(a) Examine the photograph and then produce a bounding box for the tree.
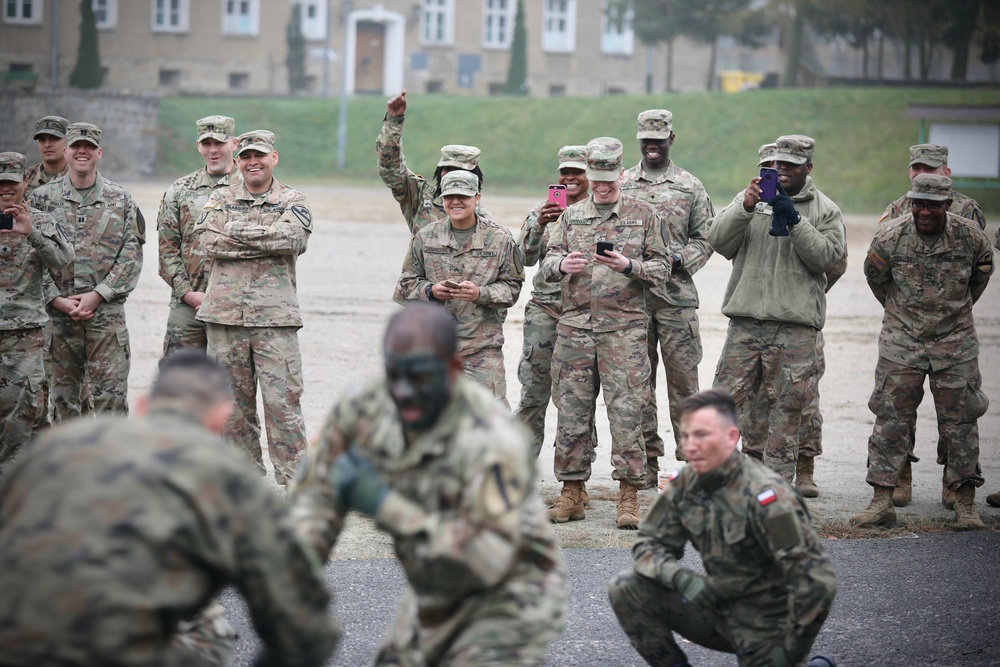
[286,3,309,93]
[69,0,103,89]
[503,0,528,94]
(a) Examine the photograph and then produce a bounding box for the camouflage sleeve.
[630,493,688,587]
[157,183,194,300]
[517,201,547,267]
[788,199,846,275]
[474,232,524,308]
[393,233,431,305]
[958,199,986,230]
[630,211,672,287]
[969,233,994,303]
[675,182,715,275]
[823,223,849,292]
[539,213,568,282]
[26,210,73,270]
[706,192,754,260]
[213,195,312,257]
[94,196,143,302]
[376,114,429,234]
[864,234,892,307]
[995,224,1000,251]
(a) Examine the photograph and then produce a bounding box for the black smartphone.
[759,167,778,203]
[596,241,614,257]
[0,213,13,231]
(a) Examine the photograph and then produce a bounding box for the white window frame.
[94,0,118,29]
[222,0,260,37]
[482,0,516,50]
[293,0,326,42]
[151,0,189,33]
[600,0,633,56]
[3,0,43,25]
[542,0,575,54]
[420,0,453,47]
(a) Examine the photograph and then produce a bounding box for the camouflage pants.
[551,322,649,486]
[462,346,508,409]
[512,300,559,456]
[744,330,826,459]
[205,323,306,485]
[866,356,986,490]
[31,322,52,433]
[172,601,237,666]
[162,301,208,357]
[609,570,824,667]
[714,318,817,482]
[47,303,130,422]
[0,327,45,465]
[641,304,702,460]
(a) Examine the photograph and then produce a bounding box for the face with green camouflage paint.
[385,348,453,430]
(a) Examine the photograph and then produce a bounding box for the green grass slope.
[159,88,1000,215]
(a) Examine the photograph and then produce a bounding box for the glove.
[768,184,800,237]
[672,568,716,606]
[328,449,390,517]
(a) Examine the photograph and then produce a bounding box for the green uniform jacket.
[24,162,68,197]
[0,208,74,329]
[517,199,561,315]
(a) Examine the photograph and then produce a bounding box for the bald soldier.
[0,351,341,666]
[289,304,567,665]
[24,115,70,195]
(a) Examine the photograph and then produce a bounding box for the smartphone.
[548,184,567,209]
[443,279,463,289]
[0,213,13,231]
[596,241,614,257]
[759,167,778,203]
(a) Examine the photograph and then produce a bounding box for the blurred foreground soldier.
[0,351,341,666]
[541,137,672,529]
[157,115,239,356]
[622,109,714,476]
[24,115,70,194]
[290,304,567,666]
[28,122,143,420]
[377,89,493,234]
[990,227,1000,511]
[0,152,73,464]
[708,135,846,482]
[197,130,311,486]
[394,169,523,405]
[852,174,993,530]
[608,390,837,667]
[879,144,986,229]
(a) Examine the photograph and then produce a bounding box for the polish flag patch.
[756,489,777,507]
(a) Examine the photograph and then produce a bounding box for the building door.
[355,21,385,94]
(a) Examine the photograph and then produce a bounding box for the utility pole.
[336,0,352,170]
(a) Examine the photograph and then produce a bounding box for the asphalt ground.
[222,531,1000,666]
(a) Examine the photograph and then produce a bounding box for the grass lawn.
[159,88,1000,215]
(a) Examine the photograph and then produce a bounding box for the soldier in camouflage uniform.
[709,135,846,483]
[27,122,143,421]
[289,304,566,666]
[622,109,714,480]
[852,174,993,530]
[394,169,523,406]
[541,137,672,529]
[376,89,493,234]
[513,145,591,459]
[24,115,70,195]
[157,115,240,356]
[0,351,341,666]
[0,152,73,465]
[196,130,311,486]
[609,390,837,667]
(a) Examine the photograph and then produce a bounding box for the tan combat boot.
[547,481,590,508]
[548,481,586,523]
[954,483,986,530]
[942,471,957,510]
[987,491,1000,508]
[795,456,819,499]
[617,480,640,530]
[892,460,912,507]
[850,486,896,527]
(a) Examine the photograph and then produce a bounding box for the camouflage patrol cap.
[0,152,27,182]
[757,142,778,166]
[558,145,587,171]
[197,115,236,142]
[907,173,953,202]
[908,144,948,169]
[65,122,102,147]
[439,169,480,197]
[585,137,624,182]
[773,134,815,165]
[33,115,70,140]
[636,109,673,140]
[236,130,276,156]
[437,145,481,171]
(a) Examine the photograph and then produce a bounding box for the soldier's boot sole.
[549,509,586,523]
[892,460,912,507]
[850,487,896,528]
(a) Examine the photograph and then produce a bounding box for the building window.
[229,72,249,90]
[293,0,326,41]
[159,68,180,86]
[9,62,33,72]
[420,0,453,46]
[94,0,117,29]
[483,0,515,49]
[542,0,575,53]
[152,0,188,33]
[4,0,42,24]
[223,0,259,36]
[601,0,633,55]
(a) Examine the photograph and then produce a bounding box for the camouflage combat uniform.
[394,213,524,405]
[863,211,993,491]
[880,190,985,230]
[0,205,74,463]
[24,162,68,196]
[609,452,837,666]
[621,159,714,463]
[289,376,567,666]
[28,173,143,420]
[196,178,312,485]
[0,408,340,666]
[709,175,845,481]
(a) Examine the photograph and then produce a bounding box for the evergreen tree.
[286,4,308,93]
[69,0,103,89]
[503,0,528,95]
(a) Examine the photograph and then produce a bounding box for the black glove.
[768,183,800,237]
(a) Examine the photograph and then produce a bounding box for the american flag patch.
[756,489,777,506]
[867,251,886,271]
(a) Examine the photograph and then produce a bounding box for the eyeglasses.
[909,200,945,212]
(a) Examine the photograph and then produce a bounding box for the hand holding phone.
[0,213,13,231]
[443,279,463,289]
[596,241,614,257]
[548,184,567,210]
[759,167,778,203]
